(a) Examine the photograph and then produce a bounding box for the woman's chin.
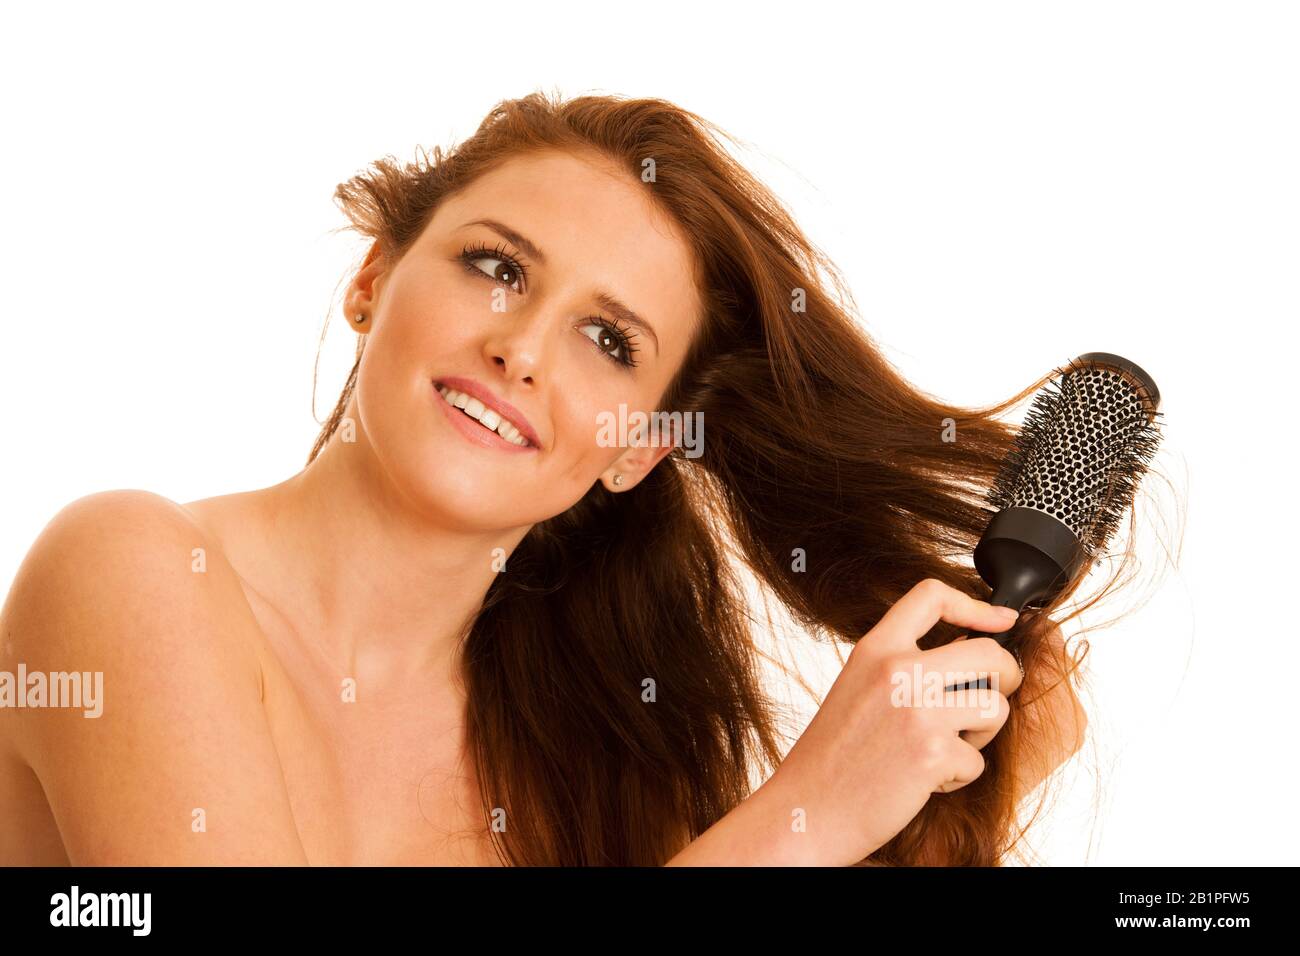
[406,471,529,528]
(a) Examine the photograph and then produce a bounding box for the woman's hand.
[760,578,1025,866]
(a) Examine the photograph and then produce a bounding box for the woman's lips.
[433,383,539,454]
[435,375,541,447]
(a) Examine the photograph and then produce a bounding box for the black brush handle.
[945,616,1022,692]
[948,594,1027,692]
[974,508,1085,629]
[948,550,1041,688]
[966,602,1023,648]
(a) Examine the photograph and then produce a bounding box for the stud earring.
[355,312,367,325]
[612,474,625,487]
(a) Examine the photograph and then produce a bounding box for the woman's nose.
[482,303,555,385]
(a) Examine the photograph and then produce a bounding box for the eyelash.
[456,240,640,370]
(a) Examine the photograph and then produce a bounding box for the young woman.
[0,91,1097,866]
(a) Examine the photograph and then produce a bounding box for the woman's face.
[345,149,703,532]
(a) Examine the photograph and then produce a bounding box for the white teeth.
[436,385,531,446]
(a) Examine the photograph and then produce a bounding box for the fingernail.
[997,606,1020,619]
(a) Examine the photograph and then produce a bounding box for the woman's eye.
[579,321,636,368]
[580,322,618,357]
[458,242,529,292]
[464,255,523,292]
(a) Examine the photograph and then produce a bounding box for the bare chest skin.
[237,580,502,867]
[183,495,504,867]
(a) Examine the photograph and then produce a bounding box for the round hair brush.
[966,352,1165,648]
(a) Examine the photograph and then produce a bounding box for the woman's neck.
[230,426,532,696]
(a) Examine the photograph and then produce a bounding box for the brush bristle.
[985,356,1164,559]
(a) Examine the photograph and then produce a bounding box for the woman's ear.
[602,439,677,492]
[343,245,391,328]
[603,418,679,491]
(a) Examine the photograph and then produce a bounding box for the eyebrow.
[459,218,660,355]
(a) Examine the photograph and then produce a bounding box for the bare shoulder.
[41,487,219,550]
[0,489,307,864]
[0,488,259,687]
[4,488,235,588]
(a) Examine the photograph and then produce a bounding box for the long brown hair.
[308,89,1177,865]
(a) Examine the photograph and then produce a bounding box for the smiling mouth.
[434,383,534,447]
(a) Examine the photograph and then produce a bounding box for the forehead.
[427,150,703,350]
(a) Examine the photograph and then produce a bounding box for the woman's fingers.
[932,738,987,793]
[866,578,1020,657]
[931,634,1025,699]
[933,693,1010,788]
[950,687,1012,750]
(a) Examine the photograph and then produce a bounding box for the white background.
[1,0,1295,865]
